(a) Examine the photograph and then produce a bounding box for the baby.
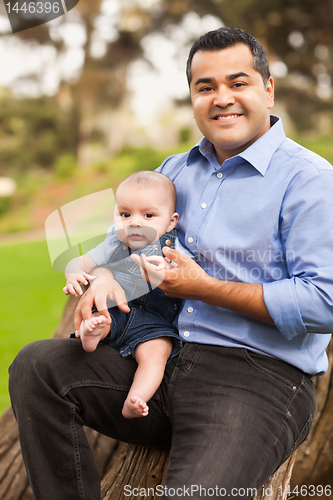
[64,171,186,419]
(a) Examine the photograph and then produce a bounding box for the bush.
[0,197,11,216]
[55,153,78,179]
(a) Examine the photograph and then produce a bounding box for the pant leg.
[162,344,316,500]
[9,338,173,500]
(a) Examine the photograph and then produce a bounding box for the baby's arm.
[64,254,98,297]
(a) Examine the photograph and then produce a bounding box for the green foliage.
[0,240,67,415]
[0,94,79,174]
[179,127,191,144]
[291,135,333,165]
[55,153,78,179]
[0,197,11,216]
[114,146,168,173]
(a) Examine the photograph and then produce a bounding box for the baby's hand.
[63,272,96,297]
[144,255,178,271]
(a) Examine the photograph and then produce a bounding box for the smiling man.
[9,28,333,500]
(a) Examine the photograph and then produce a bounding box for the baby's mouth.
[128,232,145,240]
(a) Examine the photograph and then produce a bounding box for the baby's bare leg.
[122,337,173,419]
[79,314,110,353]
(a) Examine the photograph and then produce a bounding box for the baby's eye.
[121,212,131,218]
[145,213,154,219]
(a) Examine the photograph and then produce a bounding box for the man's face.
[190,44,275,164]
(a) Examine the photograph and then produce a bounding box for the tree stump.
[101,445,170,500]
[101,444,297,500]
[0,294,332,499]
[291,341,333,499]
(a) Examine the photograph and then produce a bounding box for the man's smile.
[211,113,243,121]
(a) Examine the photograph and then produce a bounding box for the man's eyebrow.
[226,71,250,80]
[194,72,251,86]
[194,77,214,86]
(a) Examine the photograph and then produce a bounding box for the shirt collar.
[238,116,285,175]
[186,115,286,176]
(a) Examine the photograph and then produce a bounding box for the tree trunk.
[290,341,333,499]
[101,444,297,500]
[101,444,170,500]
[0,294,332,499]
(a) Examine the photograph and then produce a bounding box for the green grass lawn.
[0,239,67,415]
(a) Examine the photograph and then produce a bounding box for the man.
[9,27,333,500]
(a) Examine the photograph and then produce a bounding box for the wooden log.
[290,341,333,499]
[101,443,297,500]
[253,452,297,500]
[101,444,169,500]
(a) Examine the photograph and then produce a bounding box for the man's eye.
[199,86,213,92]
[233,82,246,88]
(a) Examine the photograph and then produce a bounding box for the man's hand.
[74,267,130,332]
[131,248,207,300]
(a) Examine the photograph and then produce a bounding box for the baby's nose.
[130,216,142,227]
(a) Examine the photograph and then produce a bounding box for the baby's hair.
[117,171,177,211]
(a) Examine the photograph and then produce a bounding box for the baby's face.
[114,184,178,250]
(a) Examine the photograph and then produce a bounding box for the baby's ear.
[168,212,179,231]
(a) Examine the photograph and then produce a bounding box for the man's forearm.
[196,276,274,324]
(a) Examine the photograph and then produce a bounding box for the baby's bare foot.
[80,316,109,352]
[122,396,149,419]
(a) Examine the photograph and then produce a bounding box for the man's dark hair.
[186,27,271,87]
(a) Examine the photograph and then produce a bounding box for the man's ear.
[167,212,179,232]
[267,77,275,109]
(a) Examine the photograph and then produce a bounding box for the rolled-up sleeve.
[263,167,333,340]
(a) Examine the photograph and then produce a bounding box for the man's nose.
[213,86,235,108]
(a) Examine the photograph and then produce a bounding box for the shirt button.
[187,307,193,313]
[201,203,207,209]
[188,237,193,244]
[183,331,190,338]
[217,172,223,179]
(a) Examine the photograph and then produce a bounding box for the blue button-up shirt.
[157,116,333,375]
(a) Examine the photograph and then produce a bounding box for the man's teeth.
[214,114,239,120]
